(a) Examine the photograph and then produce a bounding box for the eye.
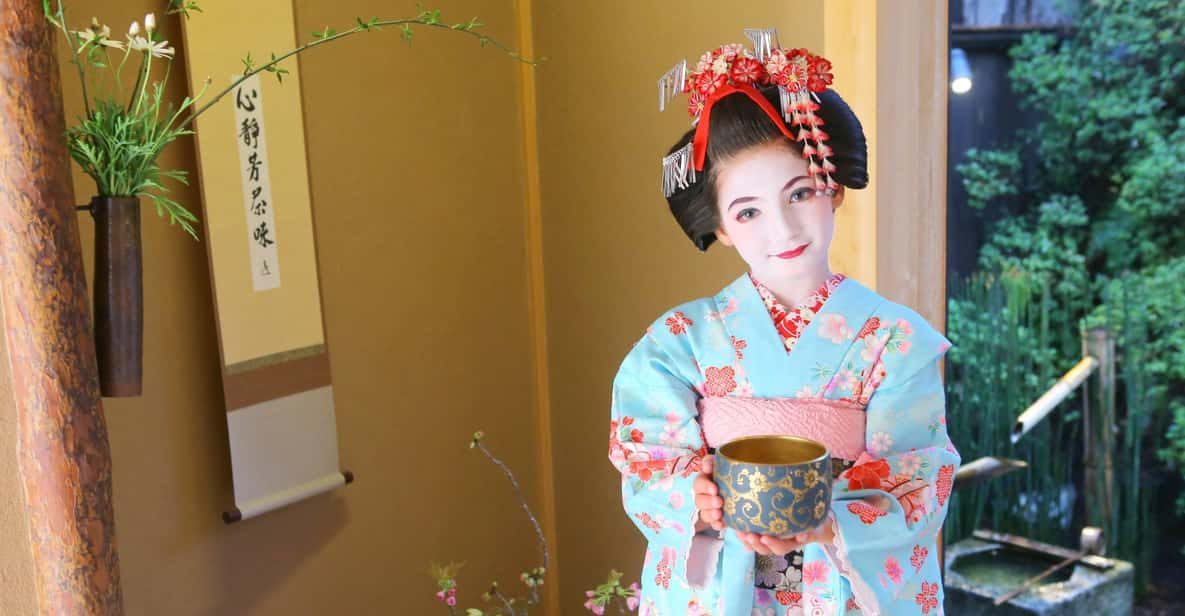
[736,207,759,221]
[788,187,816,204]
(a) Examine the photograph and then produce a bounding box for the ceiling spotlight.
[951,48,973,94]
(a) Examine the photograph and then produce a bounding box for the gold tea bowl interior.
[717,435,828,466]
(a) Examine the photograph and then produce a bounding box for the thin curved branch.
[180,18,541,130]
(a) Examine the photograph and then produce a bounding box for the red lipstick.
[775,244,809,259]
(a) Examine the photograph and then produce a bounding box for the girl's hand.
[692,456,725,533]
[736,521,835,555]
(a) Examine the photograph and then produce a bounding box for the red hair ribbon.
[691,84,798,171]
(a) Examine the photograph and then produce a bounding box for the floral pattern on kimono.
[750,274,857,612]
[610,274,960,616]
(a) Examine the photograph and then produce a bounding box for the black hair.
[664,86,868,251]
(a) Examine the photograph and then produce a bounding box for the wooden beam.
[824,0,948,327]
[0,1,124,613]
[824,0,950,571]
[876,0,948,328]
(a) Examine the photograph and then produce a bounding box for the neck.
[758,264,833,307]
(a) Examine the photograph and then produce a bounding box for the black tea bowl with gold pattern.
[714,435,832,538]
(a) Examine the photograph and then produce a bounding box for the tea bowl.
[713,435,832,538]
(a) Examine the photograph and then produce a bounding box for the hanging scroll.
[179,0,352,523]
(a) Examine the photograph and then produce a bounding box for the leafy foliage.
[947,0,1185,590]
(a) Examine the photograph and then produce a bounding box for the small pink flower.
[584,597,604,615]
[703,366,737,397]
[802,560,830,585]
[659,424,686,447]
[898,451,922,476]
[719,43,745,60]
[627,582,640,610]
[916,581,939,614]
[885,556,903,584]
[669,491,685,509]
[764,49,789,77]
[695,50,714,72]
[818,314,854,343]
[665,311,694,335]
[896,319,914,336]
[834,369,857,392]
[869,432,894,456]
[911,545,930,572]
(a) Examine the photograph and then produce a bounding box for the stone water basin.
[944,531,1133,615]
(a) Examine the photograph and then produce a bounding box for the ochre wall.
[1,0,545,613]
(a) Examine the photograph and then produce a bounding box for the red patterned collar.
[750,273,846,353]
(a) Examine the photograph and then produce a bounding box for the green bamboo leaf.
[265,52,289,84]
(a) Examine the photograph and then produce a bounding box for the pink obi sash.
[698,397,867,461]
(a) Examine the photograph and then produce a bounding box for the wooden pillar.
[0,1,124,613]
[824,0,948,327]
[824,0,950,568]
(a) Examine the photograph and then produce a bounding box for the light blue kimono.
[608,274,960,616]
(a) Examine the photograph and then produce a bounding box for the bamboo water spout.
[953,456,1029,491]
[1011,355,1099,444]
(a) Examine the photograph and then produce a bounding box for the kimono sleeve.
[823,323,961,614]
[609,329,716,590]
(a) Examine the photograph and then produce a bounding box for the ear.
[714,227,734,247]
[831,185,846,210]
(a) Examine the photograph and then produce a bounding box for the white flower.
[144,13,156,33]
[128,35,174,58]
[148,40,174,58]
[128,21,140,37]
[711,55,730,75]
[76,22,124,50]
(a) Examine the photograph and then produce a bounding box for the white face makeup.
[713,141,840,290]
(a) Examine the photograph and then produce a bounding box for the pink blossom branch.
[472,434,550,572]
[489,586,519,616]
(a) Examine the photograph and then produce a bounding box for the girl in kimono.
[609,40,960,616]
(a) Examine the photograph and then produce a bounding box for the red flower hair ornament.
[658,28,837,197]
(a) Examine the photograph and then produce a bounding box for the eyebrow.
[727,176,812,211]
